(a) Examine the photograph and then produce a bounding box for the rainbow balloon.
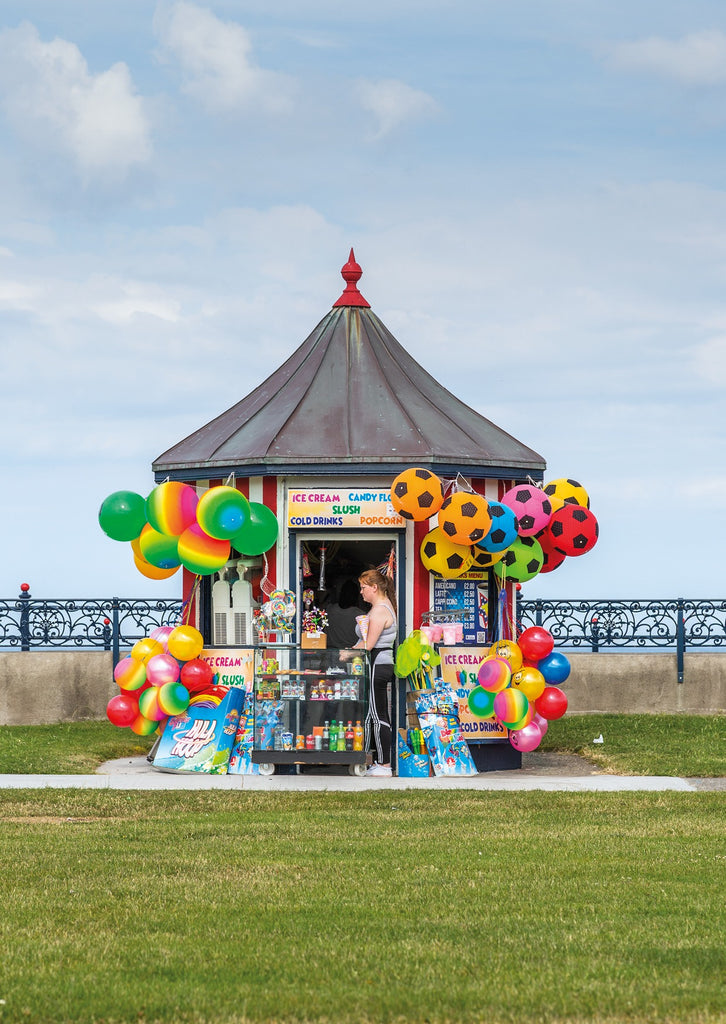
[158,681,190,716]
[477,656,512,693]
[467,685,495,718]
[145,653,181,687]
[146,481,199,537]
[138,524,181,570]
[113,656,147,692]
[196,486,251,540]
[133,553,180,581]
[130,713,161,736]
[138,686,166,722]
[177,523,230,576]
[493,687,530,729]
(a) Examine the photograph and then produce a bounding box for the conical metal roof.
[153,251,546,481]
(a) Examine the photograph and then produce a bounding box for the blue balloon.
[538,651,571,686]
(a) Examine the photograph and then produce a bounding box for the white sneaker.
[366,763,392,777]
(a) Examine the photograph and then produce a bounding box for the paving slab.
[0,752,708,793]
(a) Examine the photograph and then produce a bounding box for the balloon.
[146,481,199,537]
[177,523,231,576]
[130,713,161,736]
[535,686,568,720]
[98,490,147,542]
[131,637,164,664]
[106,692,138,728]
[532,711,549,737]
[390,468,444,521]
[167,625,204,662]
[419,526,474,579]
[467,685,496,718]
[518,626,554,663]
[437,492,491,545]
[493,536,544,583]
[157,681,190,716]
[231,502,279,556]
[501,484,552,537]
[138,524,181,570]
[510,665,546,702]
[477,656,512,693]
[113,655,147,692]
[180,658,215,694]
[539,651,571,686]
[488,640,523,672]
[149,625,174,650]
[197,486,251,540]
[509,722,543,752]
[145,653,181,687]
[133,553,180,581]
[493,688,530,729]
[138,686,166,722]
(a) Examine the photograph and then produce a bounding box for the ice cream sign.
[287,488,405,528]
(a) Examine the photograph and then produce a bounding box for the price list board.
[431,572,489,645]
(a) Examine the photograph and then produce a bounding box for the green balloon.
[231,501,278,556]
[99,490,147,542]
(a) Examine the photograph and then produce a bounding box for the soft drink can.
[295,734,305,750]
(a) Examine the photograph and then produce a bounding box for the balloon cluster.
[98,483,279,581]
[389,467,598,584]
[106,624,218,735]
[466,626,570,752]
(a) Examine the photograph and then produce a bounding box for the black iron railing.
[0,586,182,665]
[519,598,726,682]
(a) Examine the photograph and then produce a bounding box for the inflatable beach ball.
[390,468,444,521]
[419,526,474,578]
[438,492,491,545]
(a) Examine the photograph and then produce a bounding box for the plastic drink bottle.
[345,721,354,751]
[322,721,329,748]
[353,720,363,751]
[337,726,346,752]
[329,720,337,751]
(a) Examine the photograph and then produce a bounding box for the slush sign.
[287,488,405,529]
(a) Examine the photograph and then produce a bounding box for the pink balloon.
[145,652,181,687]
[532,712,549,737]
[509,722,543,752]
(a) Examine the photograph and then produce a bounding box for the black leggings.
[365,656,393,765]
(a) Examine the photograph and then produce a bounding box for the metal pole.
[676,599,685,684]
[19,583,30,652]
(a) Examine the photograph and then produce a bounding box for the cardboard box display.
[153,685,245,774]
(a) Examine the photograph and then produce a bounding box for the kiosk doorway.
[291,531,404,640]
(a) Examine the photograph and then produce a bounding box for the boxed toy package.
[396,730,431,777]
[227,689,259,775]
[153,685,245,774]
[414,684,477,777]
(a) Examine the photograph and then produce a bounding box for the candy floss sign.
[287,489,404,528]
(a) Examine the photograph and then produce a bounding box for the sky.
[1,0,725,601]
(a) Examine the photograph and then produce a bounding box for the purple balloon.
[509,721,543,752]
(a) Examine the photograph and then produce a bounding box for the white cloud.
[154,1,294,114]
[0,21,152,183]
[355,77,439,138]
[611,29,726,85]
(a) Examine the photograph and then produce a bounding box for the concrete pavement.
[0,751,718,792]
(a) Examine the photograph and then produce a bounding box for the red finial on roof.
[333,248,371,308]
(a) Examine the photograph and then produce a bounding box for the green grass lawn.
[0,718,724,1022]
[0,788,724,1024]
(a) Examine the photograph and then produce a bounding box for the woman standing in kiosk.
[354,568,397,777]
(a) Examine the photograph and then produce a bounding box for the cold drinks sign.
[287,488,404,529]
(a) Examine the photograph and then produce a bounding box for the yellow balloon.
[167,625,204,662]
[488,640,523,672]
[131,637,164,663]
[133,552,180,581]
[511,666,546,702]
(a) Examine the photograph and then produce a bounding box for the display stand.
[251,645,369,776]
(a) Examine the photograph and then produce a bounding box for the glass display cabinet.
[251,645,370,776]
